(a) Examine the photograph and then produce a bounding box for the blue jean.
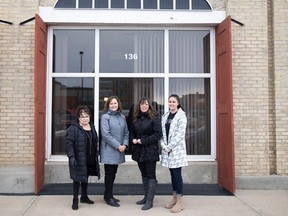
[169,167,183,195]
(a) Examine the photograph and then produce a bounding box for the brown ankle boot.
[165,192,177,209]
[170,196,184,213]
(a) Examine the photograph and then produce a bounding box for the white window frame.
[42,8,225,162]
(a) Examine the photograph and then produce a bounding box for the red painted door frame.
[33,15,235,194]
[34,14,47,194]
[216,16,235,193]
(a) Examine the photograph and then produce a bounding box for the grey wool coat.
[100,110,129,164]
[160,108,188,168]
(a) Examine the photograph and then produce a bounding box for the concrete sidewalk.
[1,190,288,216]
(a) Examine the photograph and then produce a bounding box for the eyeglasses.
[79,116,90,119]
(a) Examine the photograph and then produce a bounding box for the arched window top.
[54,0,212,10]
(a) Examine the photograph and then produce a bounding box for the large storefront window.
[53,30,95,73]
[52,77,94,154]
[100,30,164,73]
[49,28,214,158]
[169,78,211,155]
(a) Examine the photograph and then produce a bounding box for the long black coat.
[66,122,100,182]
[129,113,162,162]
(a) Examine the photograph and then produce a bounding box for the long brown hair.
[103,96,123,112]
[133,97,156,121]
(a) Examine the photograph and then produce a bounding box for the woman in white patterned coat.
[160,94,188,213]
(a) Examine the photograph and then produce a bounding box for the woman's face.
[109,98,119,111]
[168,97,179,112]
[79,112,90,126]
[140,100,149,113]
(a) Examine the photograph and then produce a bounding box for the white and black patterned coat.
[160,108,188,168]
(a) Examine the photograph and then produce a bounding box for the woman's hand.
[132,139,141,144]
[118,145,126,152]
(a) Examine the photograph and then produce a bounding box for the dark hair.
[133,97,156,121]
[169,94,181,109]
[103,96,123,112]
[76,105,91,118]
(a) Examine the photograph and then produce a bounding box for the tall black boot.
[72,181,79,210]
[141,179,157,210]
[136,177,148,205]
[80,182,94,204]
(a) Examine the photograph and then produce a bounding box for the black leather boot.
[136,177,148,205]
[141,179,157,210]
[80,195,94,204]
[80,182,94,204]
[72,181,79,210]
[72,198,79,210]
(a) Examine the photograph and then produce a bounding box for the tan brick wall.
[273,0,288,175]
[228,0,287,177]
[0,0,287,178]
[40,0,55,7]
[227,0,271,176]
[0,0,39,165]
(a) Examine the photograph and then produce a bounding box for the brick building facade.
[0,0,287,193]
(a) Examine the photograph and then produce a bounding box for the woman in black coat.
[66,105,100,210]
[129,98,162,210]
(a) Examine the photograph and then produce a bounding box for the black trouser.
[137,161,156,180]
[104,164,118,199]
[73,181,89,198]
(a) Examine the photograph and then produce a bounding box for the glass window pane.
[176,0,189,9]
[95,0,108,8]
[55,0,76,8]
[111,0,124,8]
[160,0,173,9]
[169,30,210,73]
[127,0,141,8]
[99,77,164,154]
[192,0,212,10]
[79,0,92,8]
[100,30,164,73]
[53,30,95,73]
[52,77,95,155]
[169,78,211,155]
[143,0,157,9]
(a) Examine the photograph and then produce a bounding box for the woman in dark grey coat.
[66,105,100,210]
[100,96,129,207]
[129,98,162,210]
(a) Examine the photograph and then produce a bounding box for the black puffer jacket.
[129,112,162,162]
[66,122,100,182]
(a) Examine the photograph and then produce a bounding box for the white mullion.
[108,0,111,9]
[76,0,79,8]
[210,28,216,159]
[46,26,54,160]
[164,29,169,113]
[94,28,100,133]
[157,0,160,9]
[173,0,176,10]
[141,0,143,9]
[98,73,164,78]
